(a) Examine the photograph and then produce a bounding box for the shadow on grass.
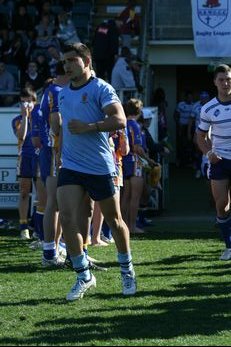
[0,282,230,345]
[131,230,219,241]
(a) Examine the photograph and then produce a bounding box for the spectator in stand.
[56,11,80,49]
[12,4,34,41]
[1,34,28,72]
[35,52,50,81]
[25,29,38,61]
[92,19,121,83]
[21,61,44,91]
[35,14,59,53]
[0,61,16,106]
[0,29,12,60]
[47,44,63,77]
[38,0,56,25]
[118,0,140,48]
[111,46,136,90]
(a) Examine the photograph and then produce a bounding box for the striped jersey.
[176,101,194,125]
[198,97,231,159]
[190,101,203,130]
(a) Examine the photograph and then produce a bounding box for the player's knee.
[108,215,123,231]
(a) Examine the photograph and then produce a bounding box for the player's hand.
[207,151,222,164]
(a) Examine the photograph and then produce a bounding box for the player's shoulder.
[201,97,218,114]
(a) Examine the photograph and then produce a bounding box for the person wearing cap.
[188,91,210,178]
[111,46,136,91]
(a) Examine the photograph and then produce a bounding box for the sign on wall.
[0,107,19,209]
[191,0,231,57]
[0,157,19,209]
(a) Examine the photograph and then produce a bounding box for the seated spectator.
[35,52,50,81]
[35,14,59,52]
[38,0,56,25]
[21,61,44,91]
[47,45,63,77]
[25,29,38,61]
[0,61,16,106]
[111,46,136,90]
[12,4,34,36]
[0,29,12,60]
[56,11,80,48]
[1,34,28,72]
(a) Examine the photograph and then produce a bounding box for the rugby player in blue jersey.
[12,88,42,240]
[38,62,69,266]
[57,43,136,300]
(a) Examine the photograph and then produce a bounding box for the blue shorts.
[57,168,116,201]
[208,158,231,180]
[17,155,38,178]
[39,146,57,183]
[123,161,143,180]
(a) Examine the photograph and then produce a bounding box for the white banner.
[191,0,231,57]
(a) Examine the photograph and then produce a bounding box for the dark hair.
[63,43,92,63]
[20,88,37,102]
[214,64,231,79]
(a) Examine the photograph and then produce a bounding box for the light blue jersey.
[59,77,120,175]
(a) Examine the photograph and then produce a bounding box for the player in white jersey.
[57,43,136,300]
[197,64,231,261]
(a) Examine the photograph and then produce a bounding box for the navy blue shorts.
[39,146,57,183]
[17,155,38,178]
[123,161,143,179]
[208,158,231,180]
[57,168,116,201]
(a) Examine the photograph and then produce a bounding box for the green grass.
[0,166,230,346]
[0,221,230,346]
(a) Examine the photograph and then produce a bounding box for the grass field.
[0,166,230,346]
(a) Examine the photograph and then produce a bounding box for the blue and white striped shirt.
[198,97,231,160]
